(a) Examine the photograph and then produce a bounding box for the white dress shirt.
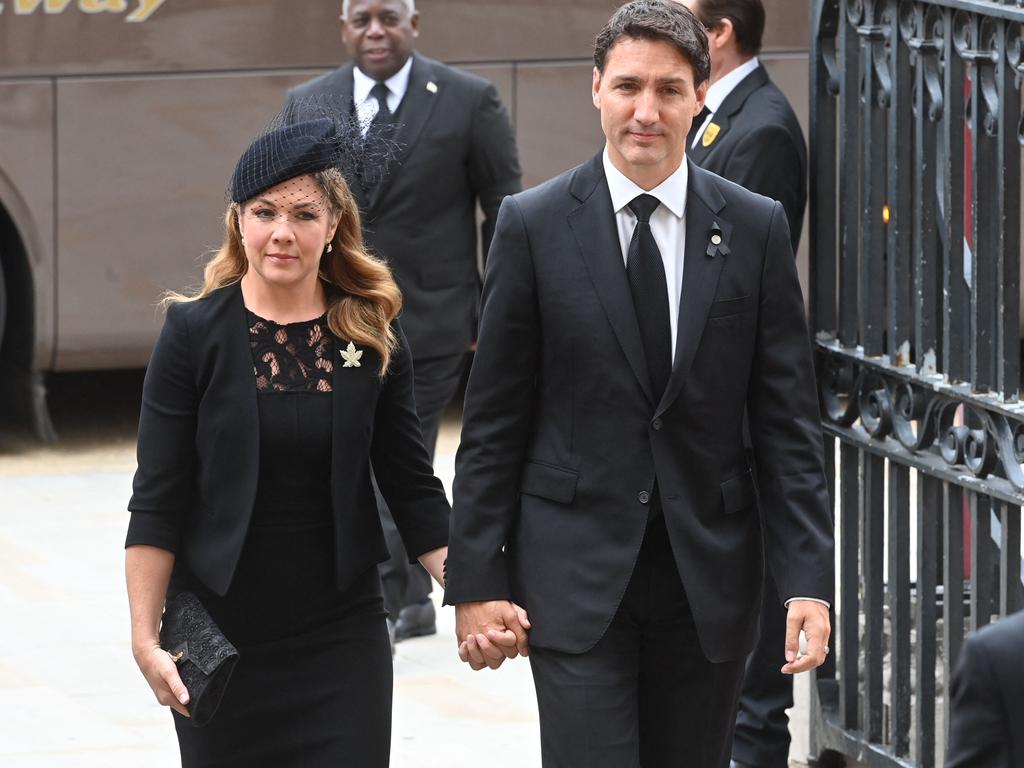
[353,56,413,133]
[690,56,760,149]
[602,148,688,362]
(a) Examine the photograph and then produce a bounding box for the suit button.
[638,491,650,504]
[652,418,663,431]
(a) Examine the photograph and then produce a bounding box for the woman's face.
[238,174,339,291]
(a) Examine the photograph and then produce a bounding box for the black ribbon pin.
[706,221,730,258]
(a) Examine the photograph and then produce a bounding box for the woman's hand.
[126,545,184,714]
[133,640,191,717]
[417,545,448,588]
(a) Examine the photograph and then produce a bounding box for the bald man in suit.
[288,0,521,642]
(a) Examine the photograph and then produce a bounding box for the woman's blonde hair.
[164,169,402,375]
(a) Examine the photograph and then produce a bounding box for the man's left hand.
[781,599,830,674]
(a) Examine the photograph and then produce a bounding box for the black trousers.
[529,515,746,768]
[731,569,793,768]
[379,352,466,616]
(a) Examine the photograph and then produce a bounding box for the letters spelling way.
[0,0,167,23]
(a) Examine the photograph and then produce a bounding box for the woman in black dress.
[124,116,450,767]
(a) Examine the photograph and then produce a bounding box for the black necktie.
[688,105,711,147]
[626,194,672,398]
[359,83,394,190]
[369,82,393,126]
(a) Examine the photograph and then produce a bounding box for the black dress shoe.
[394,599,437,641]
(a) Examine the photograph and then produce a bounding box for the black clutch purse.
[160,591,240,727]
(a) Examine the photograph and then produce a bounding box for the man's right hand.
[454,600,531,671]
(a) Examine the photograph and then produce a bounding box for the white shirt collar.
[602,147,688,220]
[353,55,414,109]
[704,56,760,115]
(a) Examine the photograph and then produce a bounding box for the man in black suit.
[288,0,521,642]
[680,0,805,250]
[946,609,1024,768]
[444,2,833,766]
[676,2,808,765]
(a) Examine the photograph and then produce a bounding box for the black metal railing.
[809,1,1024,766]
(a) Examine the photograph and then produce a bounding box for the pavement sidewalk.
[0,419,809,766]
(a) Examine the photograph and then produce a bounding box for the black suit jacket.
[126,283,450,596]
[444,154,834,662]
[946,609,1024,768]
[287,52,522,361]
[689,64,807,253]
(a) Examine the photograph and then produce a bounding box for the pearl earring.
[326,243,333,253]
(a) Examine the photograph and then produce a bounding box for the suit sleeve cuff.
[784,596,831,609]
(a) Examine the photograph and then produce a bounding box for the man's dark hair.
[594,0,711,85]
[691,0,765,57]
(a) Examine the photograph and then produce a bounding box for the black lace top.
[247,309,333,393]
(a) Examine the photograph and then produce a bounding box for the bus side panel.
[0,81,56,371]
[54,71,316,370]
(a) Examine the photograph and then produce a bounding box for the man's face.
[341,0,419,81]
[593,37,707,186]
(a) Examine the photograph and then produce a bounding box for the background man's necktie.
[358,82,395,190]
[626,194,672,398]
[688,105,712,146]
[369,82,394,127]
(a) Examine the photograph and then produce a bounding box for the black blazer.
[287,52,522,361]
[126,284,450,596]
[444,155,834,662]
[689,64,807,253]
[947,609,1024,768]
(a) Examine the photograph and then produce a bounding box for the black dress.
[170,310,392,768]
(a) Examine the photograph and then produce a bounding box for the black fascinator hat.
[228,96,398,204]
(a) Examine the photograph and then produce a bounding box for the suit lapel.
[221,284,261,508]
[689,65,768,165]
[367,52,440,212]
[332,63,356,107]
[656,162,729,418]
[568,155,655,405]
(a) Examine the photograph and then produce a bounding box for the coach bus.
[0,0,810,438]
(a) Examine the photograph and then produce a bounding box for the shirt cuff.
[784,597,831,609]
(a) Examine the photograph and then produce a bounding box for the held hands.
[454,600,531,671]
[133,640,191,717]
[781,599,831,674]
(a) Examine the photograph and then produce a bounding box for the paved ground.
[0,371,811,767]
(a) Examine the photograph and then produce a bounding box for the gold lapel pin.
[702,122,721,147]
[426,81,438,94]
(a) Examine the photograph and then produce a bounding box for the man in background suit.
[288,0,521,643]
[946,608,1024,768]
[444,2,832,765]
[680,0,805,251]
[676,1,808,765]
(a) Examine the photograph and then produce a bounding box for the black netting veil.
[228,95,399,205]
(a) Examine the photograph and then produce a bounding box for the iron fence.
[809,0,1024,765]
